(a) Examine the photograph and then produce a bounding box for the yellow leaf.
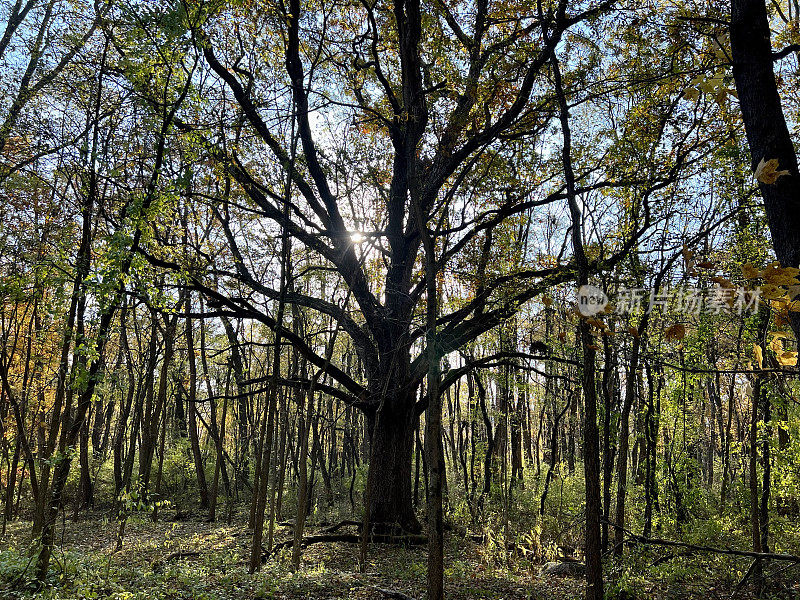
[763,266,799,286]
[753,343,764,369]
[683,87,701,101]
[741,263,760,279]
[755,157,790,184]
[711,276,734,288]
[777,351,798,367]
[761,283,784,300]
[770,297,789,311]
[713,88,728,104]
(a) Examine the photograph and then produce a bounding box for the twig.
[164,551,201,562]
[650,550,695,566]
[603,519,800,563]
[364,585,417,600]
[734,559,757,592]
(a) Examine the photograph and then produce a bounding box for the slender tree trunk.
[414,172,444,600]
[152,401,169,521]
[749,377,763,594]
[553,53,603,600]
[759,382,770,556]
[614,335,641,556]
[475,372,494,515]
[721,377,735,506]
[75,416,93,513]
[291,385,314,570]
[186,296,209,509]
[600,337,616,552]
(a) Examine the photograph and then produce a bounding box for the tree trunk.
[186,298,209,509]
[75,416,93,512]
[553,51,603,600]
[730,0,800,340]
[749,377,763,593]
[600,337,616,552]
[614,355,635,557]
[291,387,314,570]
[365,397,420,533]
[135,314,159,497]
[759,381,770,556]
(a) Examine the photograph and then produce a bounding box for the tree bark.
[730,0,800,341]
[614,335,641,556]
[365,399,421,533]
[186,297,209,509]
[553,52,603,600]
[749,377,763,593]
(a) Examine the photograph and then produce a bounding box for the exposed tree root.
[323,519,362,533]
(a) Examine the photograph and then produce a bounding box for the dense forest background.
[1,0,800,598]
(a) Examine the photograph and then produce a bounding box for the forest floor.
[0,512,797,599]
